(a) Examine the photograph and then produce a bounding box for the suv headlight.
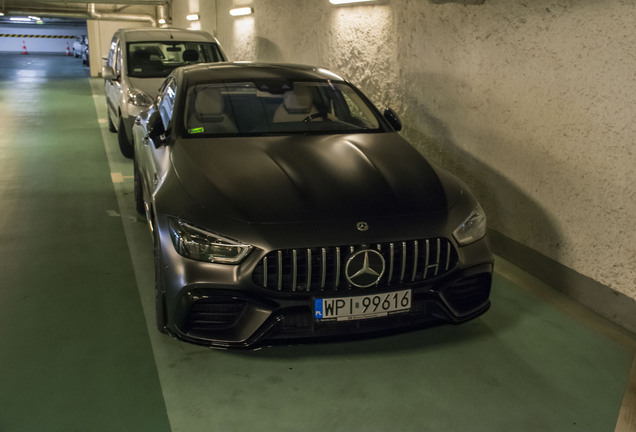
[452,205,487,246]
[127,88,154,107]
[168,218,253,264]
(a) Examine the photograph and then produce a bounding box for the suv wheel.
[118,118,134,158]
[154,233,169,334]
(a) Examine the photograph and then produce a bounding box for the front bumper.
[154,210,494,349]
[162,257,493,349]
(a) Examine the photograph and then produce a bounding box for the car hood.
[170,133,449,224]
[128,77,166,98]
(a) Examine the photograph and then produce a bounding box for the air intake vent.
[441,274,492,315]
[185,297,247,332]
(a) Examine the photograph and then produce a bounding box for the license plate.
[314,289,411,322]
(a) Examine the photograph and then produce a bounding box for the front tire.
[154,234,169,334]
[118,117,134,158]
[133,159,144,215]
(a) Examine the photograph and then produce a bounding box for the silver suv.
[102,28,226,157]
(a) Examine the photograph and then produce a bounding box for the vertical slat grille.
[254,238,458,293]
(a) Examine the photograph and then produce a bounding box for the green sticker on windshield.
[189,127,205,134]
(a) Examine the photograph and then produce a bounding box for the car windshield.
[183,80,383,137]
[127,41,224,78]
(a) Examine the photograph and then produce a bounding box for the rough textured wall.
[171,0,219,32]
[392,0,636,299]
[216,0,399,103]
[214,0,636,299]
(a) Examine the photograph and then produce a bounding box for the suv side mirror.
[383,108,402,132]
[102,64,118,81]
[147,110,168,147]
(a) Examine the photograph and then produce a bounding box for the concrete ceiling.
[0,1,163,26]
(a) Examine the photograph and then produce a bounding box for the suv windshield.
[183,80,383,137]
[127,41,224,78]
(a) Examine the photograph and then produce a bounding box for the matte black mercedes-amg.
[132,62,493,348]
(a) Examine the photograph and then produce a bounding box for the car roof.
[179,62,347,84]
[117,28,217,43]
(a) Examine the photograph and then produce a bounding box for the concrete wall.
[210,0,636,311]
[171,0,219,34]
[0,24,86,54]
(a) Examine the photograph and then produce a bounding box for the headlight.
[452,205,487,246]
[168,218,253,264]
[127,89,154,107]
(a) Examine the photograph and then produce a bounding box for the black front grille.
[185,296,248,333]
[252,238,458,293]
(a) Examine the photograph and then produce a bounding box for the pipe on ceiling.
[89,3,158,27]
[5,11,89,20]
[156,5,167,27]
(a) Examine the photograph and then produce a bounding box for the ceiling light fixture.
[10,17,33,22]
[186,13,200,21]
[329,0,376,4]
[229,7,253,17]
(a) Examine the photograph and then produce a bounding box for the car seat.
[273,85,318,122]
[182,49,199,63]
[187,87,238,134]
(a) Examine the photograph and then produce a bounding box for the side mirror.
[147,110,168,147]
[383,108,402,132]
[102,64,118,81]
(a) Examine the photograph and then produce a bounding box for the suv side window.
[158,78,177,129]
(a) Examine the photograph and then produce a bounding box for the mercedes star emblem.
[345,249,386,288]
[356,221,369,231]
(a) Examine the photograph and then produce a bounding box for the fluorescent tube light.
[230,7,253,16]
[10,17,33,22]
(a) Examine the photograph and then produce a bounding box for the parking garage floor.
[0,53,635,432]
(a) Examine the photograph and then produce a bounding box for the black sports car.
[132,62,493,348]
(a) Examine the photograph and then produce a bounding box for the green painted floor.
[0,54,170,431]
[0,53,634,432]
